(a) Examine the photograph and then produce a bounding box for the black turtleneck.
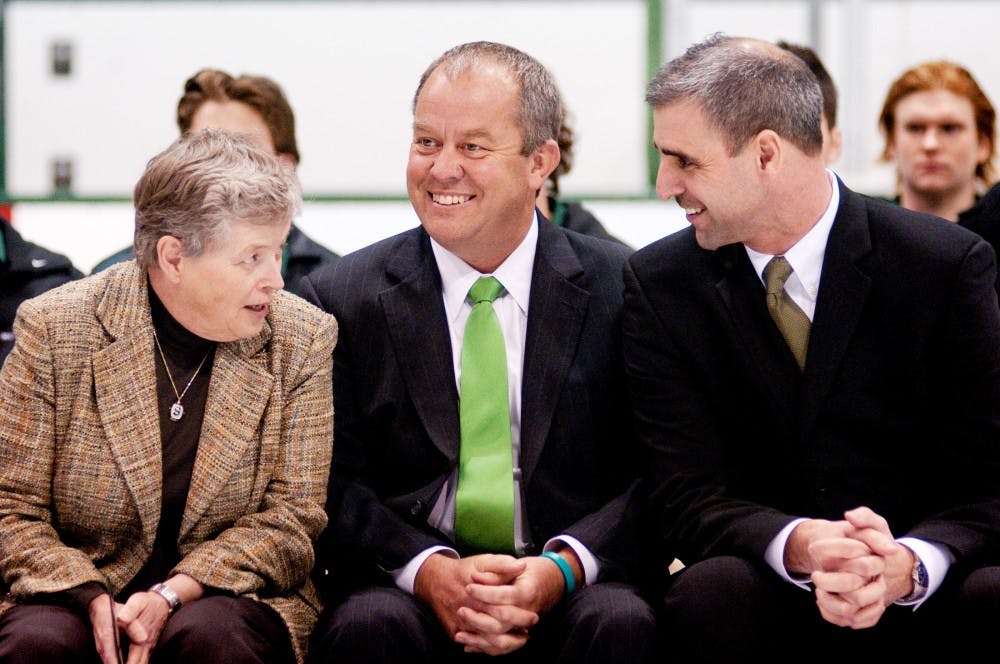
[61,283,216,610]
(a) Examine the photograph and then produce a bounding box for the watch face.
[915,560,929,587]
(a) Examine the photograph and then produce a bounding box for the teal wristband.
[541,551,576,594]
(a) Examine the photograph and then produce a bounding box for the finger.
[472,556,527,582]
[844,507,890,535]
[455,629,529,656]
[808,538,872,570]
[848,527,897,557]
[456,606,507,635]
[121,616,150,646]
[89,603,120,664]
[125,642,153,664]
[466,581,520,606]
[460,603,538,633]
[844,599,888,630]
[470,570,517,586]
[811,570,868,594]
[815,588,859,627]
[839,576,888,609]
[837,553,886,578]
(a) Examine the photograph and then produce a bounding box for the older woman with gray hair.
[0,129,337,664]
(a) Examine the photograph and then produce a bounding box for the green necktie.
[764,256,811,370]
[455,276,516,553]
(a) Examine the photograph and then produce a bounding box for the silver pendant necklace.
[152,328,211,422]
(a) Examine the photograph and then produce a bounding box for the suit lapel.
[713,245,800,417]
[799,183,873,432]
[381,230,461,461]
[520,220,588,485]
[93,265,162,548]
[179,327,272,539]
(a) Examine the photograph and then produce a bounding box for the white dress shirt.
[393,215,599,593]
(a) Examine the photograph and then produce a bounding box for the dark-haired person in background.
[777,40,843,166]
[92,68,339,296]
[535,112,630,248]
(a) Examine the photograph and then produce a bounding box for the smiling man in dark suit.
[302,41,655,663]
[625,34,1000,660]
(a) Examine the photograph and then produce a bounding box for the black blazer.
[302,217,641,593]
[623,180,1000,571]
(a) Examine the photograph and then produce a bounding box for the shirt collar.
[745,169,840,298]
[431,213,538,324]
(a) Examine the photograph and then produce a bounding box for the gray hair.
[133,128,302,272]
[646,34,823,156]
[412,41,564,156]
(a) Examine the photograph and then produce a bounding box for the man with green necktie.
[303,41,656,663]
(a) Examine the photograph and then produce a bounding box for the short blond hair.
[133,129,301,272]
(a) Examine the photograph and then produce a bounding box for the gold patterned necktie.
[454,276,516,553]
[764,256,811,370]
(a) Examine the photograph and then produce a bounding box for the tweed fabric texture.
[0,261,337,663]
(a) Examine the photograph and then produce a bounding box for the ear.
[276,152,298,170]
[528,139,561,191]
[754,130,781,172]
[976,133,992,167]
[155,235,185,284]
[825,127,844,166]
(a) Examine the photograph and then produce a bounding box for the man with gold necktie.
[302,41,656,663]
[625,34,1000,660]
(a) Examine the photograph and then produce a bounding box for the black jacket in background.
[0,217,83,365]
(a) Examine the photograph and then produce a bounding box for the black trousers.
[0,595,293,664]
[310,581,659,663]
[660,555,999,662]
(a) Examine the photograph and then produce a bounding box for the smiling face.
[406,65,554,272]
[168,217,289,341]
[888,89,989,203]
[653,100,767,250]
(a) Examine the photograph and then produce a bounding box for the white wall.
[5,0,648,198]
[7,0,1000,269]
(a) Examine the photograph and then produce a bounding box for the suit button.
[410,501,423,516]
[815,480,827,494]
[523,543,536,555]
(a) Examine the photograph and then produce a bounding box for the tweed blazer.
[0,262,337,663]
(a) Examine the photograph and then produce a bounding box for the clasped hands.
[87,589,170,664]
[785,506,917,630]
[414,551,572,655]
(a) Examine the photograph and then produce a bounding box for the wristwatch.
[902,556,929,603]
[149,582,182,615]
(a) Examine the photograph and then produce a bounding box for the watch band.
[902,556,929,603]
[149,582,182,615]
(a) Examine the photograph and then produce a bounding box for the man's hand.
[413,552,526,646]
[455,552,577,654]
[785,507,916,630]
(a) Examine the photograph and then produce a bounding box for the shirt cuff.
[764,517,812,590]
[543,535,599,586]
[895,537,954,609]
[392,545,459,594]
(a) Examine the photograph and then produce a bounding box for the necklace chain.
[152,328,212,422]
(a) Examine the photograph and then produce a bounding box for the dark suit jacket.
[623,180,1000,572]
[302,217,642,594]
